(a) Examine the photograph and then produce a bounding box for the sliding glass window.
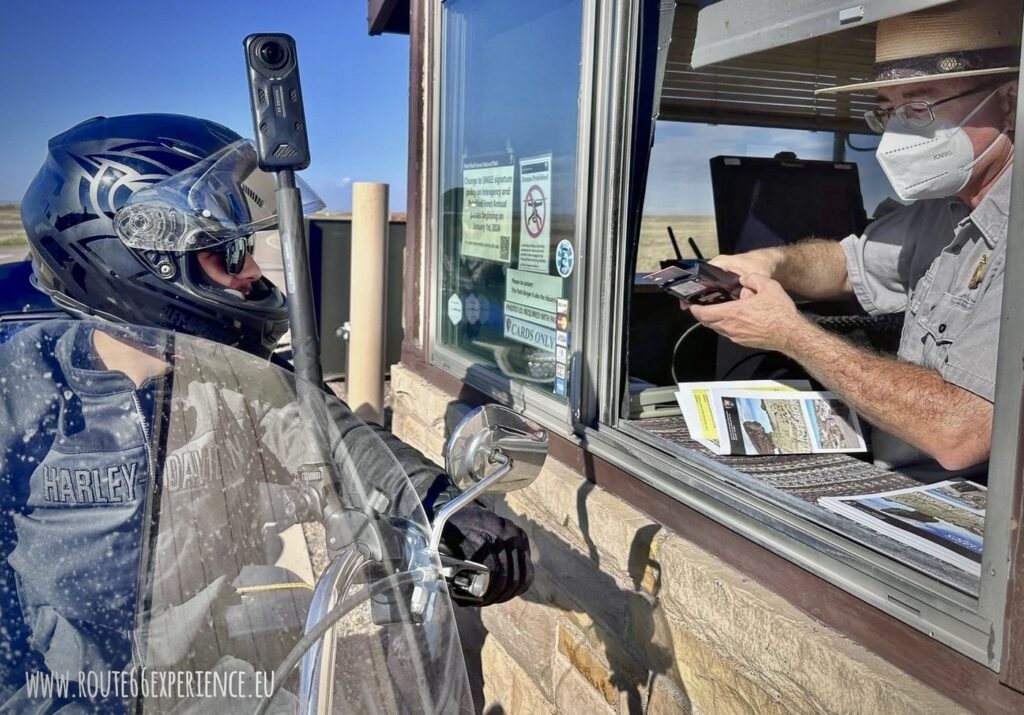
[435,0,584,402]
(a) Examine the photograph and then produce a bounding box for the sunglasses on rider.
[223,234,255,275]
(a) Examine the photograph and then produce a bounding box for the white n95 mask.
[876,87,1005,201]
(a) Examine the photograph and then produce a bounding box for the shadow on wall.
[447,366,691,714]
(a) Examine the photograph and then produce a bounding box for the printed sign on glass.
[555,239,574,278]
[504,301,556,329]
[504,315,557,352]
[461,157,515,263]
[506,269,561,313]
[517,154,552,273]
[447,293,463,325]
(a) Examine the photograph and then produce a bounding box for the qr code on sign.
[500,235,511,261]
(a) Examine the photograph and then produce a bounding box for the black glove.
[440,506,533,607]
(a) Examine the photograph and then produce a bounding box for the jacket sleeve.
[363,420,457,518]
[317,394,457,521]
[266,354,457,519]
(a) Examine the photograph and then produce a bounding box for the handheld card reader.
[644,261,742,307]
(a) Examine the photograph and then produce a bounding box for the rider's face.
[197,250,263,297]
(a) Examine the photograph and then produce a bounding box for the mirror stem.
[428,451,511,553]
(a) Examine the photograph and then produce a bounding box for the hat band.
[874,46,1020,83]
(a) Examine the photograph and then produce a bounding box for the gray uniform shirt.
[840,168,1011,481]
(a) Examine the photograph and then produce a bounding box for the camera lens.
[257,40,288,70]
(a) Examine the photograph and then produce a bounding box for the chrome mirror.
[427,406,548,558]
[444,404,548,493]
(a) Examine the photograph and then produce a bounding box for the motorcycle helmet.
[20,114,324,358]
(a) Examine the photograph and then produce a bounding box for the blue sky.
[0,1,898,218]
[0,0,410,211]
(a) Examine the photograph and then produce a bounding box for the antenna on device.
[666,226,683,261]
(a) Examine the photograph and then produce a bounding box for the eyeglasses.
[863,83,998,134]
[223,234,255,275]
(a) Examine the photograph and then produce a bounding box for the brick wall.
[391,364,964,714]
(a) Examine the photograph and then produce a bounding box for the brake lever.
[438,554,490,602]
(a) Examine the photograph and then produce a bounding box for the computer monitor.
[710,154,869,256]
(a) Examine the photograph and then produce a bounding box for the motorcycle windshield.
[0,319,472,714]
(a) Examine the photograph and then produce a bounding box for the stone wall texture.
[391,364,966,714]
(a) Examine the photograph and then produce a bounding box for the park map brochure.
[818,480,986,575]
[675,380,867,456]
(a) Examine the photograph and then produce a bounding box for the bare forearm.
[769,240,854,300]
[785,320,992,470]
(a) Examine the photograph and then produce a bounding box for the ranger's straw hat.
[817,0,1021,94]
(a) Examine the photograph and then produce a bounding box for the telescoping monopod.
[243,33,323,387]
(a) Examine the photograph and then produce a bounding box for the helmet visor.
[113,139,324,252]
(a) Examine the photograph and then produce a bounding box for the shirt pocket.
[901,268,933,346]
[915,297,974,368]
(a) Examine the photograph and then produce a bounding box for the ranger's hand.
[707,249,783,280]
[678,250,785,313]
[690,273,811,353]
[441,506,533,606]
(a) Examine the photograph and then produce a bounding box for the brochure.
[818,480,986,575]
[675,380,823,452]
[675,380,810,451]
[710,389,866,456]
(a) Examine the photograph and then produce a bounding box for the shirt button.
[938,323,947,333]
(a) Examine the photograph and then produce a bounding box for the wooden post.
[348,182,388,424]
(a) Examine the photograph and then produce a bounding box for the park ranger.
[687,0,1020,481]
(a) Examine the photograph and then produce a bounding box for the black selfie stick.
[243,33,323,387]
[275,169,323,387]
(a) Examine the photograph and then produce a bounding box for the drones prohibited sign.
[524,184,546,238]
[517,154,552,273]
